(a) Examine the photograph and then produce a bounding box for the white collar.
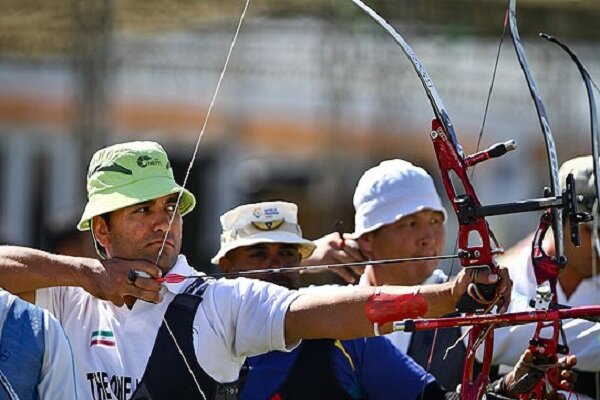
[162,254,206,295]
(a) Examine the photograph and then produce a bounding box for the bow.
[508,1,568,397]
[506,1,600,397]
[348,0,598,398]
[529,32,600,398]
[347,0,511,397]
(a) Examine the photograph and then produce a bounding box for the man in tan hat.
[486,155,600,399]
[214,201,440,399]
[0,141,511,400]
[214,201,577,400]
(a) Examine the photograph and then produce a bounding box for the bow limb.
[348,1,514,398]
[348,0,462,156]
[509,0,565,263]
[539,33,600,230]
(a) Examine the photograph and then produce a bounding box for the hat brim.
[211,232,316,265]
[77,176,196,231]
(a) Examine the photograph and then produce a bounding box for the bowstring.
[470,6,509,181]
[152,0,251,397]
[155,0,251,267]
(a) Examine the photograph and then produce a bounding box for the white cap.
[211,201,316,265]
[353,159,447,237]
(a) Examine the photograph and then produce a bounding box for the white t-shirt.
[0,290,78,399]
[36,255,301,400]
[485,245,600,372]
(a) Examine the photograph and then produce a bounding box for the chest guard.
[131,281,241,400]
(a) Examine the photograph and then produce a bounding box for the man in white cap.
[353,159,449,288]
[486,155,600,399]
[213,201,576,400]
[348,158,592,397]
[351,159,470,391]
[0,141,510,400]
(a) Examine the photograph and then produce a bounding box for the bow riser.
[431,120,498,271]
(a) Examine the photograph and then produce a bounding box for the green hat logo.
[136,155,162,168]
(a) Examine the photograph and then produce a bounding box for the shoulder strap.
[132,291,240,400]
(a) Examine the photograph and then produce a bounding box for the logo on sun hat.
[252,219,285,231]
[211,201,316,265]
[77,141,196,231]
[136,155,162,168]
[353,159,446,238]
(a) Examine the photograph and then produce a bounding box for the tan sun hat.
[77,141,196,231]
[211,201,316,265]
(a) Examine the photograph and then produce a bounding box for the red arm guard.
[365,287,428,334]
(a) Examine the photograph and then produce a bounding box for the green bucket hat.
[77,141,196,231]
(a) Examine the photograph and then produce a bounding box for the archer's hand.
[301,232,366,284]
[500,349,577,399]
[452,265,512,313]
[84,258,163,306]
